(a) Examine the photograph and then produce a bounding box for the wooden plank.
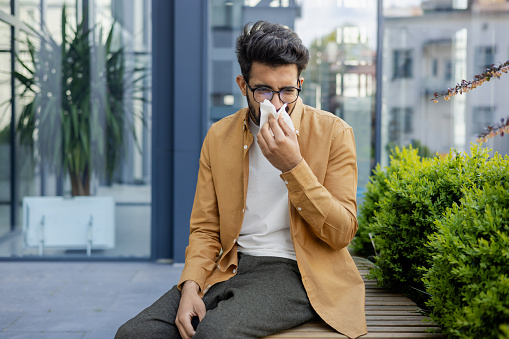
[365,305,421,311]
[367,319,431,330]
[366,310,422,316]
[368,327,441,333]
[366,316,429,321]
[362,333,444,338]
[365,290,395,294]
[365,294,406,298]
[274,323,437,333]
[265,332,345,338]
[365,296,415,301]
[266,332,443,338]
[365,300,417,306]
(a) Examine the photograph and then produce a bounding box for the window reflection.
[208,0,377,192]
[382,0,509,167]
[0,20,10,239]
[0,0,152,258]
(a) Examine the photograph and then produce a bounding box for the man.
[116,21,367,339]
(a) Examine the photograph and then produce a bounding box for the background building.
[0,0,507,262]
[382,0,509,166]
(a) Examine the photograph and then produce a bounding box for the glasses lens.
[253,88,273,103]
[280,88,299,103]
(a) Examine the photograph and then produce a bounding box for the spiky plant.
[13,6,147,195]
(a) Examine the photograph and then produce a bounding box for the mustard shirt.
[178,98,367,338]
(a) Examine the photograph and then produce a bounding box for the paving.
[0,261,184,338]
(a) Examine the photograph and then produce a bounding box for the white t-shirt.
[237,118,296,261]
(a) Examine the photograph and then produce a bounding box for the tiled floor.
[0,261,184,338]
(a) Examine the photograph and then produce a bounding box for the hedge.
[424,170,509,338]
[352,146,423,257]
[369,146,494,302]
[355,144,509,337]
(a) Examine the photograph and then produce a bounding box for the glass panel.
[17,0,39,31]
[0,1,10,15]
[208,0,377,194]
[0,16,10,50]
[1,0,152,258]
[0,20,10,239]
[381,0,509,167]
[298,1,377,191]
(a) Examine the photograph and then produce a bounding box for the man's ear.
[236,75,247,96]
[298,77,304,88]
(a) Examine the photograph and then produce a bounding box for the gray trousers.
[115,254,317,338]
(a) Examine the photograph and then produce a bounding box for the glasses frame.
[244,80,302,104]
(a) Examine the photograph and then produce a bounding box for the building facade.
[0,0,507,262]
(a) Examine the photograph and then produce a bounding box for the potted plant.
[13,6,147,196]
[12,7,148,254]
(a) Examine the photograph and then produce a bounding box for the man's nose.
[270,93,284,111]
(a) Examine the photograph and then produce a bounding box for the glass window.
[0,1,10,14]
[297,1,377,190]
[392,49,413,79]
[474,45,496,71]
[207,0,377,195]
[0,20,11,240]
[1,0,152,258]
[381,0,509,166]
[0,17,9,50]
[472,106,494,135]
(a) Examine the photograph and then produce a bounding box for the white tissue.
[259,100,295,131]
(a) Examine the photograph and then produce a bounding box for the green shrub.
[353,146,423,257]
[500,324,509,339]
[423,155,509,338]
[369,145,496,304]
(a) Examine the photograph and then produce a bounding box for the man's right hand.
[176,281,206,339]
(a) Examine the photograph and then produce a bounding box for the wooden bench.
[264,257,444,339]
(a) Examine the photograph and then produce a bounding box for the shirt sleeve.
[280,124,358,250]
[177,131,222,292]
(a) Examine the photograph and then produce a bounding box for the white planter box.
[23,196,115,256]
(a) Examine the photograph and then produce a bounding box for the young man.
[116,21,367,339]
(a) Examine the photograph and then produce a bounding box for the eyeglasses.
[245,81,301,104]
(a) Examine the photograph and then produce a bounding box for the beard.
[248,99,260,126]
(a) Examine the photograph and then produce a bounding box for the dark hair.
[236,21,310,82]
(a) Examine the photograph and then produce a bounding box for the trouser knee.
[114,321,135,339]
[115,318,180,339]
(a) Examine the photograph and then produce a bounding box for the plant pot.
[22,196,115,256]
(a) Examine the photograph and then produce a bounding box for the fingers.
[267,113,285,139]
[257,112,302,172]
[278,113,295,137]
[258,115,276,149]
[176,312,195,339]
[176,283,206,339]
[196,298,207,321]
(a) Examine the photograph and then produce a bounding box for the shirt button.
[297,207,302,211]
[242,208,245,213]
[233,269,237,274]
[295,129,299,134]
[284,180,289,185]
[218,265,220,269]
[244,145,247,149]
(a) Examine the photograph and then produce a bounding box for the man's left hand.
[257,113,303,172]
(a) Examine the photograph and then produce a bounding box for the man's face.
[236,62,303,126]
